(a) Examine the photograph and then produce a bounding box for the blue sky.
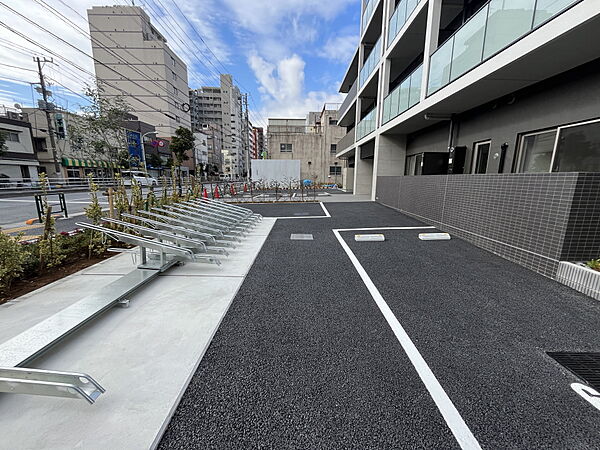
[0,0,360,127]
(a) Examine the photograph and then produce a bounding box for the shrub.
[586,259,600,272]
[0,232,27,291]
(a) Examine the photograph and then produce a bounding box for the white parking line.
[332,227,481,450]
[276,202,333,220]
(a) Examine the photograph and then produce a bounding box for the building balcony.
[357,106,378,141]
[387,0,419,48]
[427,0,582,96]
[380,0,599,135]
[361,0,380,36]
[359,37,382,88]
[337,128,356,154]
[338,78,358,126]
[382,63,422,124]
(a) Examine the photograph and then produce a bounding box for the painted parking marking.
[571,383,600,411]
[332,227,482,450]
[275,202,332,220]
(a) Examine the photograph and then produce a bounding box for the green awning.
[61,157,122,169]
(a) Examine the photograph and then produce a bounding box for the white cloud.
[248,52,344,119]
[319,33,358,64]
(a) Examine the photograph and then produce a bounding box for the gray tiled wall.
[376,173,600,278]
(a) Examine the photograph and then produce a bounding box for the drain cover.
[290,234,313,240]
[548,352,600,390]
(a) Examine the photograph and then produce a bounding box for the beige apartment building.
[87,5,191,138]
[267,106,346,186]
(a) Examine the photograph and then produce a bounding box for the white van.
[121,170,158,187]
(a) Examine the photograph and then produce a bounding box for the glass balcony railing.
[361,0,379,33]
[359,37,381,88]
[356,106,378,141]
[427,0,579,95]
[338,78,358,121]
[382,64,422,124]
[387,0,419,47]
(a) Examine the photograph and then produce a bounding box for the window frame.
[471,140,491,174]
[329,165,342,175]
[330,143,337,154]
[280,143,292,153]
[514,117,600,173]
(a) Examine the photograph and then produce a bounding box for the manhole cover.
[548,352,600,390]
[290,234,313,240]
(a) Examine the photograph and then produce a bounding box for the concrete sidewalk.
[0,218,275,450]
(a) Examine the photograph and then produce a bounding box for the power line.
[0,62,37,72]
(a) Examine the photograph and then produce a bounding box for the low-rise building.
[0,114,39,182]
[267,105,345,185]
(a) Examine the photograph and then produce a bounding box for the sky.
[0,0,360,128]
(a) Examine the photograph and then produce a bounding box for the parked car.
[121,170,158,187]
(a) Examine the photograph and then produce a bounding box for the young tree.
[146,153,162,170]
[170,126,193,193]
[68,84,132,166]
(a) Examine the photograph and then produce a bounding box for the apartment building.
[189,74,247,178]
[87,5,191,138]
[337,0,600,277]
[251,127,264,159]
[267,106,345,184]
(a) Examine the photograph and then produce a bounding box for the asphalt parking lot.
[157,202,600,449]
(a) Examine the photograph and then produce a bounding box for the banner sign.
[127,130,143,167]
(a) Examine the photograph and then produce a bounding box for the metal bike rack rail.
[0,210,241,404]
[182,201,259,227]
[164,205,247,235]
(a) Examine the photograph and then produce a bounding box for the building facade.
[189,74,247,179]
[87,5,191,138]
[337,0,600,277]
[267,107,345,185]
[0,115,39,181]
[252,127,264,159]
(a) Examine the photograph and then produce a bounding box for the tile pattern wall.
[376,173,600,278]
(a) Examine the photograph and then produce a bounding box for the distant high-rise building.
[189,74,246,178]
[87,5,191,138]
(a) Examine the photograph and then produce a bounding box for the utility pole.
[35,57,60,176]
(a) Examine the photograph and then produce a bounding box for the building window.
[329,165,342,175]
[172,71,177,81]
[280,143,292,152]
[170,56,175,67]
[514,118,600,173]
[472,140,491,174]
[329,118,337,126]
[515,129,557,173]
[330,144,337,154]
[2,130,20,142]
[173,86,178,96]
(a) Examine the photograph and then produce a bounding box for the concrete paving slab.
[0,218,276,450]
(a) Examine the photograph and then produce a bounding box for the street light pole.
[141,131,157,173]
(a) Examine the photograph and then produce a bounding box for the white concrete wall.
[251,159,301,183]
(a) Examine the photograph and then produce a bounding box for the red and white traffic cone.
[214,186,220,199]
[203,188,208,199]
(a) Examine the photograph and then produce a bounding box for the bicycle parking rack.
[0,200,261,405]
